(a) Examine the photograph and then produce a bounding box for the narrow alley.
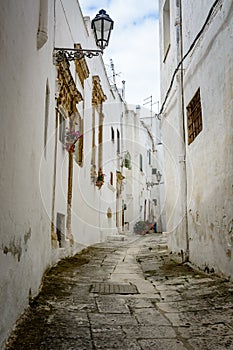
[5,233,233,350]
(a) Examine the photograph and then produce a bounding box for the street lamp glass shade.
[91,9,114,51]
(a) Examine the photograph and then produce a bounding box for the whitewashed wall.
[0,1,162,346]
[159,0,233,277]
[0,1,55,347]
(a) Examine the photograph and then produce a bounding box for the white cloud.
[79,0,160,108]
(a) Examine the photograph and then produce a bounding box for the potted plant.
[65,129,81,152]
[96,172,105,189]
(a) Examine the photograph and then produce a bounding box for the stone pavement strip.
[5,234,233,350]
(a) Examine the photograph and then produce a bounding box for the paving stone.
[47,310,90,326]
[181,286,221,299]
[46,325,91,339]
[110,273,144,283]
[187,277,215,284]
[123,325,176,339]
[193,308,233,325]
[5,235,233,350]
[126,297,158,308]
[133,308,170,325]
[96,295,130,313]
[157,298,211,313]
[114,263,142,273]
[89,313,138,326]
[164,312,199,327]
[159,290,183,302]
[178,323,233,339]
[92,325,126,344]
[138,338,188,350]
[40,337,93,350]
[92,325,123,334]
[188,336,233,350]
[140,261,162,272]
[161,277,188,286]
[94,338,141,350]
[153,282,186,292]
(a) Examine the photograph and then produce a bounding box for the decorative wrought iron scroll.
[53,48,102,64]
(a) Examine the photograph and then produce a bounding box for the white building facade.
[159,0,233,277]
[0,1,159,347]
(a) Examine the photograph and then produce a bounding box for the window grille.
[117,129,120,153]
[140,154,143,172]
[187,88,203,145]
[110,171,113,185]
[111,127,114,142]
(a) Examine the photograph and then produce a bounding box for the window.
[148,149,151,165]
[44,80,50,158]
[59,113,65,144]
[111,127,114,142]
[75,116,83,166]
[163,0,170,61]
[37,0,48,49]
[110,171,113,186]
[187,88,203,145]
[152,168,157,175]
[140,154,143,172]
[117,129,120,153]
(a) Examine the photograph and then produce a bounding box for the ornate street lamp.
[53,9,114,64]
[91,9,114,51]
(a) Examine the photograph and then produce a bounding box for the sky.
[79,0,160,111]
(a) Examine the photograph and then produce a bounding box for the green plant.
[134,221,147,233]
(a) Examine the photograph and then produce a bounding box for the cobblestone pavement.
[5,234,233,350]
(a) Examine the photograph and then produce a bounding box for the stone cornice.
[92,76,107,105]
[74,43,90,87]
[57,60,83,115]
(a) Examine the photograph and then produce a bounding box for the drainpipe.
[66,148,74,245]
[177,0,189,261]
[51,108,59,247]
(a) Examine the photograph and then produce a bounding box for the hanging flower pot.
[65,129,81,152]
[96,173,105,189]
[96,180,103,189]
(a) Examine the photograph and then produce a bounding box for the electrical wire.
[158,0,221,116]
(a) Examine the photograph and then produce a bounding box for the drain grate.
[90,282,138,294]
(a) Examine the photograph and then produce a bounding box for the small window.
[148,150,151,165]
[140,154,143,172]
[163,0,171,61]
[44,80,50,158]
[117,129,120,153]
[37,0,48,49]
[152,168,157,175]
[110,171,113,185]
[187,88,203,145]
[111,127,114,142]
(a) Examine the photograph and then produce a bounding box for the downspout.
[51,108,58,246]
[66,147,74,245]
[51,0,58,247]
[178,0,189,261]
